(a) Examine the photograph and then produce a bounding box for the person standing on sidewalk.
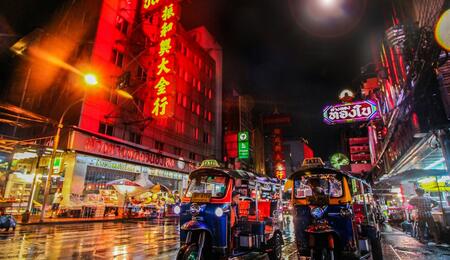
[409,187,439,244]
[50,189,63,218]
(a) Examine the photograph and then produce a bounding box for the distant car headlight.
[311,207,324,219]
[215,207,224,217]
[173,205,181,215]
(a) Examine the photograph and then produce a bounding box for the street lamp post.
[39,98,84,222]
[39,73,133,222]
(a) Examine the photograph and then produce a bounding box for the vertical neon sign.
[143,0,179,118]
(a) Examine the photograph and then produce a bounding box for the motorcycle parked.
[0,215,17,231]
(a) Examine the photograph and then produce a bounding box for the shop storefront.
[2,129,196,219]
[57,129,195,218]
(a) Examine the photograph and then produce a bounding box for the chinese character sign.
[323,100,379,125]
[143,1,180,118]
[272,128,286,180]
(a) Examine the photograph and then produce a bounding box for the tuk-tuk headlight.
[173,205,181,215]
[340,208,352,218]
[190,203,200,216]
[214,207,224,217]
[311,207,324,219]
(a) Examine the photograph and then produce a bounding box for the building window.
[145,36,152,48]
[184,71,189,82]
[197,81,202,92]
[194,128,199,140]
[177,93,182,105]
[203,132,209,144]
[175,121,184,134]
[196,104,201,115]
[116,16,129,35]
[112,48,124,67]
[182,96,187,108]
[189,152,196,160]
[99,122,114,136]
[129,132,142,144]
[137,65,147,81]
[155,141,164,151]
[191,101,196,112]
[208,111,212,121]
[208,89,212,99]
[174,147,182,156]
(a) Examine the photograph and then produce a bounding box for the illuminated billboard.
[323,100,379,125]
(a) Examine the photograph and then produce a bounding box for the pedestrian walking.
[409,187,440,244]
[50,189,63,218]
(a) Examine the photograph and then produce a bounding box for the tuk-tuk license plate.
[191,193,212,203]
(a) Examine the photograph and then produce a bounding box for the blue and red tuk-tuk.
[287,158,383,260]
[176,160,284,259]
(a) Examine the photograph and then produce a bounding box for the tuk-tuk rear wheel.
[311,248,334,260]
[370,238,383,260]
[268,232,283,260]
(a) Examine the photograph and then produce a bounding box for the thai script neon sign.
[323,100,379,125]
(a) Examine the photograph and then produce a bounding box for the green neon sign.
[238,131,250,159]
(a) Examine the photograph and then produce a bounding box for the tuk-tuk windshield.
[294,174,343,198]
[186,174,228,198]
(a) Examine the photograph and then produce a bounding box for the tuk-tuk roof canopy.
[289,166,370,186]
[191,167,280,184]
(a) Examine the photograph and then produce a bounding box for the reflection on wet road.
[0,219,180,259]
[1,216,449,259]
[0,217,298,260]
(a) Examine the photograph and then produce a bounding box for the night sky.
[0,0,387,158]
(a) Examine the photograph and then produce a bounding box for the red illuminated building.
[2,0,222,213]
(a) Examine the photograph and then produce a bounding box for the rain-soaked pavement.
[0,216,449,259]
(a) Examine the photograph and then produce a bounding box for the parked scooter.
[0,215,17,231]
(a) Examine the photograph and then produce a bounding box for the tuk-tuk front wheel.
[176,243,203,260]
[268,232,283,260]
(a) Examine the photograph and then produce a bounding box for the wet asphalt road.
[0,217,449,259]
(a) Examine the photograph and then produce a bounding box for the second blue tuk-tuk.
[288,158,383,260]
[176,160,284,260]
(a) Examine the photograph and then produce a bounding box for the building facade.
[1,0,222,215]
[361,0,449,192]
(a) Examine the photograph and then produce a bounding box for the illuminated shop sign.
[144,0,180,118]
[77,155,187,180]
[238,131,249,159]
[323,100,379,125]
[70,131,196,173]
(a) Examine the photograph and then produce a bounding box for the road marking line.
[389,245,403,260]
